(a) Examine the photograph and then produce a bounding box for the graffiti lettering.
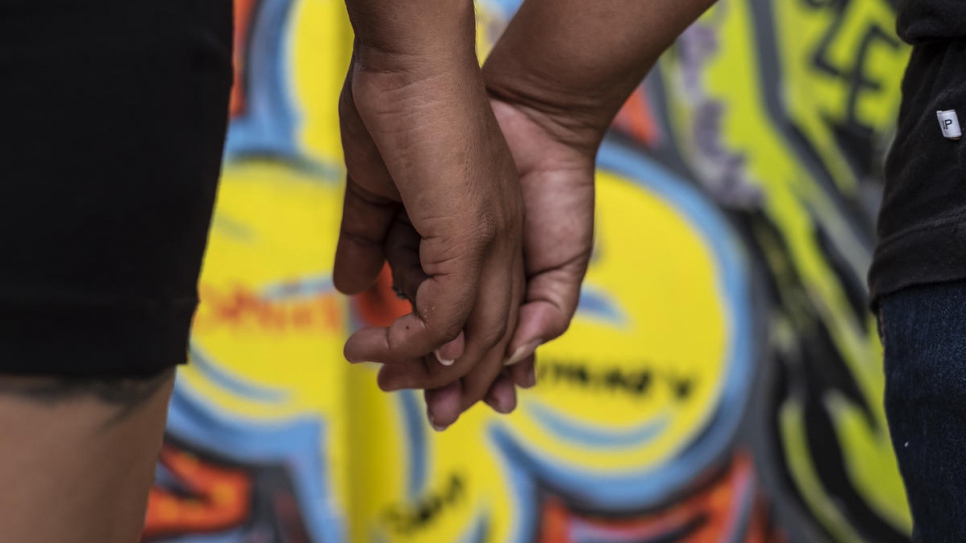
[536,359,696,401]
[383,474,466,535]
[194,284,343,334]
[808,0,901,132]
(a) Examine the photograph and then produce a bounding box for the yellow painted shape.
[495,168,731,471]
[290,0,354,165]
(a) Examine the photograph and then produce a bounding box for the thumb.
[333,178,397,295]
[504,268,584,368]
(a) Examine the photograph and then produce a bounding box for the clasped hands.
[333,39,597,431]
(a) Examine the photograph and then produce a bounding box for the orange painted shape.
[537,453,784,543]
[143,445,254,540]
[230,0,259,117]
[613,87,660,147]
[354,265,412,328]
[538,499,573,543]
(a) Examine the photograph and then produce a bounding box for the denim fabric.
[880,282,966,541]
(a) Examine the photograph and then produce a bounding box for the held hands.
[336,0,713,429]
[335,0,602,428]
[400,94,599,430]
[335,53,599,429]
[335,48,528,429]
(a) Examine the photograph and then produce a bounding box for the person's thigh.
[881,281,966,542]
[0,372,174,543]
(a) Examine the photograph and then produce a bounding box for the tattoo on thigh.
[0,369,175,410]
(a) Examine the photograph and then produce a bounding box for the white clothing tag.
[938,109,962,140]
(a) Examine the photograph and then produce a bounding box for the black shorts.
[0,0,233,377]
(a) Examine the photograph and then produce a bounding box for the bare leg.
[0,370,174,543]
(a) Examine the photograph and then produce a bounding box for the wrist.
[483,65,612,155]
[352,40,480,86]
[346,0,479,78]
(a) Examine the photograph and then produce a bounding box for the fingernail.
[505,339,542,366]
[428,412,448,432]
[434,349,455,366]
[497,394,516,414]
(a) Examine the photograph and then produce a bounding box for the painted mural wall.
[142,0,913,541]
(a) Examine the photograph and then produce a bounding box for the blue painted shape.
[399,390,429,498]
[524,400,670,449]
[153,462,183,494]
[260,275,335,300]
[576,286,628,326]
[480,0,525,19]
[488,423,543,543]
[165,382,344,543]
[225,0,300,160]
[189,345,289,404]
[457,515,490,543]
[723,473,756,543]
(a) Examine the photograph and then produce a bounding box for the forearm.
[483,0,717,142]
[344,0,479,76]
[341,0,502,207]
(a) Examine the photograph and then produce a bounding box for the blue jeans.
[881,282,966,541]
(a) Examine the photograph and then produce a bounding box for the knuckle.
[552,317,572,340]
[494,320,510,343]
[477,211,498,242]
[477,323,509,350]
[385,325,411,356]
[468,202,522,252]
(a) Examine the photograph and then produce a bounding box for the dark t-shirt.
[868,0,966,307]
